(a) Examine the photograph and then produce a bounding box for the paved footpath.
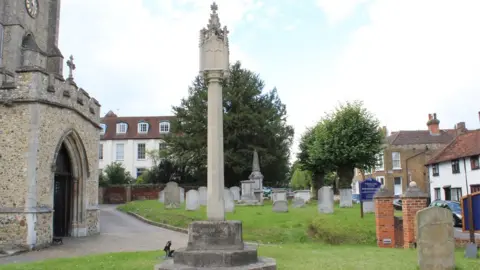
[0,205,188,265]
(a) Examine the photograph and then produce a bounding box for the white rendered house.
[98,111,174,177]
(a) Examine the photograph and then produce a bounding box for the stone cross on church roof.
[66,55,76,80]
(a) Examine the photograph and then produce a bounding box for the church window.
[0,24,4,66]
[116,123,127,134]
[159,121,170,133]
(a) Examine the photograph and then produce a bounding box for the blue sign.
[461,192,480,232]
[360,178,382,202]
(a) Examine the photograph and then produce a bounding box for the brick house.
[353,113,466,197]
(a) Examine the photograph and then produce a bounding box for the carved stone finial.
[211,2,218,12]
[66,55,76,80]
[252,149,260,172]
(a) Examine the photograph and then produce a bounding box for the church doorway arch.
[53,143,73,237]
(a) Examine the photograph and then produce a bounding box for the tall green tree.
[166,61,294,187]
[309,101,383,189]
[290,168,312,190]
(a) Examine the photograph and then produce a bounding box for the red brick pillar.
[402,181,428,249]
[374,186,395,248]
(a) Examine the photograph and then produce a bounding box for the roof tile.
[426,130,480,165]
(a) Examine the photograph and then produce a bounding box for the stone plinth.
[154,221,277,270]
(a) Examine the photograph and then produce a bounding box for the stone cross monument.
[155,3,276,270]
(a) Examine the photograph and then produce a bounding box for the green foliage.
[167,61,294,187]
[98,171,109,187]
[103,162,134,185]
[309,101,384,188]
[290,168,312,190]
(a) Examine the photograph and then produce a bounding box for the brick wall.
[402,197,428,248]
[101,184,202,204]
[374,196,396,248]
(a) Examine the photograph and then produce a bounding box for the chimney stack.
[427,113,440,135]
[454,122,467,136]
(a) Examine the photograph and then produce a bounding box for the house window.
[115,143,124,160]
[434,188,441,200]
[138,122,148,133]
[0,24,4,66]
[432,164,439,176]
[98,144,103,160]
[375,153,384,171]
[116,123,128,133]
[159,142,167,150]
[100,124,107,135]
[376,176,385,185]
[471,184,480,193]
[137,143,146,160]
[159,121,170,133]
[392,152,401,169]
[451,188,462,201]
[471,155,480,170]
[394,177,402,195]
[136,168,147,178]
[451,159,460,174]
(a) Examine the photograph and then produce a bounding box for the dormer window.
[159,121,170,133]
[138,122,149,134]
[116,122,128,134]
[100,124,107,135]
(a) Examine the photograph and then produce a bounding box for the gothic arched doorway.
[53,143,73,237]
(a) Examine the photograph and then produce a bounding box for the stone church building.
[0,0,101,250]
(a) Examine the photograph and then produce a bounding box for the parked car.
[429,200,463,227]
[263,187,272,198]
[393,199,402,211]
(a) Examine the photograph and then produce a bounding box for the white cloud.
[316,0,370,25]
[59,0,261,116]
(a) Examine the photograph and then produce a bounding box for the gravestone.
[294,190,311,202]
[272,200,288,213]
[318,187,334,214]
[230,186,240,201]
[198,186,207,206]
[271,189,287,202]
[339,189,353,208]
[224,189,235,213]
[180,187,185,204]
[158,190,165,203]
[186,190,200,211]
[164,181,181,209]
[416,207,455,270]
[363,201,375,213]
[293,197,306,208]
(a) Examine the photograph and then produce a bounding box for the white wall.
[99,139,166,177]
[428,157,480,200]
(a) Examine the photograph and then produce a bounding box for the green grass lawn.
[1,244,478,270]
[118,200,376,244]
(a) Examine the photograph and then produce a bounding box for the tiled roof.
[100,111,175,140]
[426,130,480,165]
[386,130,456,145]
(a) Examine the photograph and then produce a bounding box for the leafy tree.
[290,168,312,190]
[103,162,134,185]
[309,101,383,189]
[166,61,294,187]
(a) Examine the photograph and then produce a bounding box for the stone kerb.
[402,181,428,249]
[373,186,396,248]
[6,70,101,125]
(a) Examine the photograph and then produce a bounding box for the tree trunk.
[310,172,325,200]
[337,166,355,189]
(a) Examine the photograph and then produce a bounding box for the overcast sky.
[59,0,480,158]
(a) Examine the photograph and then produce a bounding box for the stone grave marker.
[318,187,334,214]
[272,200,288,212]
[362,201,375,213]
[179,187,185,203]
[198,186,207,206]
[224,189,235,213]
[293,197,306,208]
[294,190,311,202]
[416,207,455,270]
[230,186,240,201]
[164,181,181,209]
[272,189,287,202]
[339,189,353,208]
[186,190,200,211]
[158,190,164,203]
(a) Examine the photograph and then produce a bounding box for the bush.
[307,207,376,245]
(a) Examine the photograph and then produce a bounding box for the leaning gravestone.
[198,186,207,206]
[339,189,353,208]
[164,181,180,209]
[185,190,200,211]
[416,207,455,270]
[230,186,240,201]
[272,200,288,212]
[179,187,185,203]
[158,190,164,203]
[224,189,235,213]
[318,187,334,214]
[293,197,306,208]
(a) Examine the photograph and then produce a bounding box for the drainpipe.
[463,157,470,195]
